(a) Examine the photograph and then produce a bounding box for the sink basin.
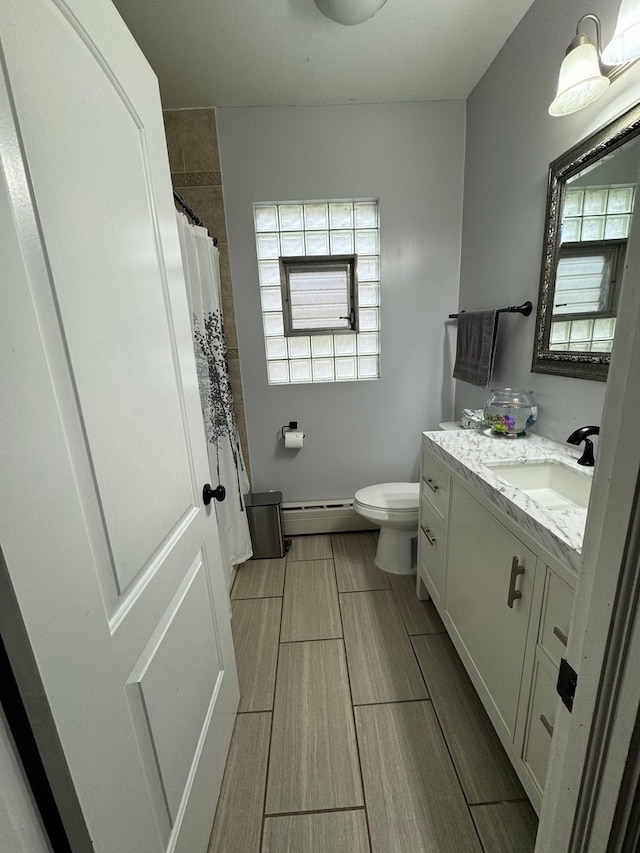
[487,460,592,510]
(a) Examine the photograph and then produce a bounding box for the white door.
[0,1,238,851]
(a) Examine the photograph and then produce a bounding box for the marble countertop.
[422,429,593,573]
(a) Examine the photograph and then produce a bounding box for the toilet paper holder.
[281,421,305,439]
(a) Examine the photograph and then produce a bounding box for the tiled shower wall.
[162,109,250,478]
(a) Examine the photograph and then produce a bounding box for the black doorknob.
[203,483,226,505]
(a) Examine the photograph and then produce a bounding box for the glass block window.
[551,184,634,353]
[254,200,380,384]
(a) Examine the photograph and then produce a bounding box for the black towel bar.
[448,301,532,320]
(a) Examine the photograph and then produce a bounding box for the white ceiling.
[112,0,536,109]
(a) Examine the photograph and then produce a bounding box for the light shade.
[314,0,388,25]
[601,0,640,64]
[549,41,610,116]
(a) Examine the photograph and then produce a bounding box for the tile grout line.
[258,575,285,852]
[230,594,284,602]
[407,619,488,852]
[335,550,375,853]
[265,805,368,819]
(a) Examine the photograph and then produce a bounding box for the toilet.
[354,482,420,575]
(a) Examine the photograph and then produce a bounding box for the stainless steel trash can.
[245,491,285,559]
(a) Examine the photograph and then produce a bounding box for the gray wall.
[457,0,640,442]
[216,102,465,501]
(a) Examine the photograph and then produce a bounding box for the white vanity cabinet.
[417,434,578,813]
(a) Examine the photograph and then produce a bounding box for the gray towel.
[452,310,499,388]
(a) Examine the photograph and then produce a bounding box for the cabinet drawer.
[418,497,445,598]
[421,446,450,518]
[539,570,574,668]
[523,651,559,794]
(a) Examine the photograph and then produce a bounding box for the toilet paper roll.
[284,430,304,449]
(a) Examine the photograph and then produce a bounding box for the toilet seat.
[354,482,419,512]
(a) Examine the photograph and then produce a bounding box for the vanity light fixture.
[602,0,640,64]
[549,7,640,116]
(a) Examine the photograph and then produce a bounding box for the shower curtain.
[176,212,252,582]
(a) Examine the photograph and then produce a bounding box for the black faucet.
[567,425,600,466]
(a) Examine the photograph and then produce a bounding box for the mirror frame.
[532,101,640,381]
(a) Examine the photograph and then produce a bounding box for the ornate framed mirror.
[532,102,640,380]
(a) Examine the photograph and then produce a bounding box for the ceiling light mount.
[549,3,640,116]
[314,0,389,26]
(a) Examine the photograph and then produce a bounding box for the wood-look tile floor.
[209,532,538,853]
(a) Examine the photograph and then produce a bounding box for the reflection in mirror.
[533,103,640,380]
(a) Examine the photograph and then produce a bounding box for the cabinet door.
[523,650,559,796]
[445,483,535,741]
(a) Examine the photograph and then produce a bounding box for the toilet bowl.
[354,482,420,575]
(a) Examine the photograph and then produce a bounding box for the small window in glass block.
[280,256,358,336]
[553,241,626,319]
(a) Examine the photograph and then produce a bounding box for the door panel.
[129,557,222,822]
[0,1,238,850]
[8,0,193,596]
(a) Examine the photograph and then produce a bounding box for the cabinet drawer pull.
[507,556,525,608]
[540,713,555,737]
[425,478,439,493]
[422,527,437,546]
[553,625,568,646]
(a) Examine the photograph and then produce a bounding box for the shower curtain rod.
[448,300,532,319]
[173,189,218,245]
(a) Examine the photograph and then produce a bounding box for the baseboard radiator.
[282,499,378,536]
